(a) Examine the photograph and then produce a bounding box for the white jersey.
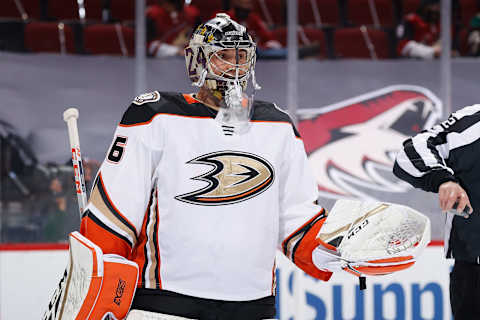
[82,91,323,301]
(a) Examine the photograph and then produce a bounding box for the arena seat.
[48,0,105,21]
[272,26,328,58]
[253,0,285,27]
[110,0,135,21]
[0,0,42,20]
[346,0,395,27]
[24,22,76,53]
[400,0,421,17]
[299,0,340,27]
[84,0,105,21]
[84,23,134,56]
[190,0,223,21]
[459,0,479,28]
[334,27,390,59]
[47,0,79,20]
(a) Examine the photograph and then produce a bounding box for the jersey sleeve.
[81,103,163,258]
[278,122,332,281]
[393,105,480,192]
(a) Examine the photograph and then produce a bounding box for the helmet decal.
[184,13,260,93]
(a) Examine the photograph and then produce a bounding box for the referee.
[393,104,479,320]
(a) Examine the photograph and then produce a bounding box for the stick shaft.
[64,108,88,218]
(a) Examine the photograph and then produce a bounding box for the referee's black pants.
[450,260,480,320]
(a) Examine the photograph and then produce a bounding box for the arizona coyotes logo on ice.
[175,151,275,206]
[298,85,442,201]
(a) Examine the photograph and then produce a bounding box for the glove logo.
[113,278,126,306]
[175,151,275,206]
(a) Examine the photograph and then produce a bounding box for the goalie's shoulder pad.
[121,91,185,126]
[42,232,138,320]
[251,101,300,138]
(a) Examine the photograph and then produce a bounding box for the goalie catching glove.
[283,200,430,286]
[42,231,138,320]
[313,200,431,280]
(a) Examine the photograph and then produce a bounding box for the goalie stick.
[42,109,139,320]
[63,107,88,218]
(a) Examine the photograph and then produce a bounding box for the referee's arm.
[393,104,480,212]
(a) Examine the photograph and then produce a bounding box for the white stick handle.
[63,107,88,218]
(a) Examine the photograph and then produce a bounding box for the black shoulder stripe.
[84,209,133,248]
[292,124,301,138]
[96,173,138,240]
[120,103,158,125]
[120,92,215,125]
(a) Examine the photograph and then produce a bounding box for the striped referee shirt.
[393,104,480,262]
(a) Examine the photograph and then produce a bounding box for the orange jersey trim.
[131,203,151,288]
[80,215,132,257]
[183,93,198,104]
[281,209,333,281]
[350,262,416,276]
[368,256,414,264]
[281,209,325,252]
[118,113,213,127]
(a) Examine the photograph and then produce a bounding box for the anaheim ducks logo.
[132,91,160,105]
[175,151,275,206]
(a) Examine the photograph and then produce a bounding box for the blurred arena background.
[1,0,480,319]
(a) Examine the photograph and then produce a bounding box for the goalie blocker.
[42,232,138,320]
[284,199,431,289]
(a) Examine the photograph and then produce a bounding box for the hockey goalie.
[43,13,430,320]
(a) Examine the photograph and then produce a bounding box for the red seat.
[24,22,76,53]
[299,0,340,26]
[400,0,421,16]
[253,0,285,27]
[347,0,395,27]
[459,0,479,28]
[110,0,135,21]
[84,0,105,21]
[190,0,223,21]
[457,27,469,55]
[0,0,41,19]
[84,24,134,56]
[48,0,79,20]
[334,27,390,58]
[272,27,327,58]
[48,0,105,20]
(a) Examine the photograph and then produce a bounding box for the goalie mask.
[185,13,261,130]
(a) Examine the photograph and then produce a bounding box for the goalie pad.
[42,231,139,320]
[312,199,431,277]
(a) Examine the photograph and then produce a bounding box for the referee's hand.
[438,181,473,215]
